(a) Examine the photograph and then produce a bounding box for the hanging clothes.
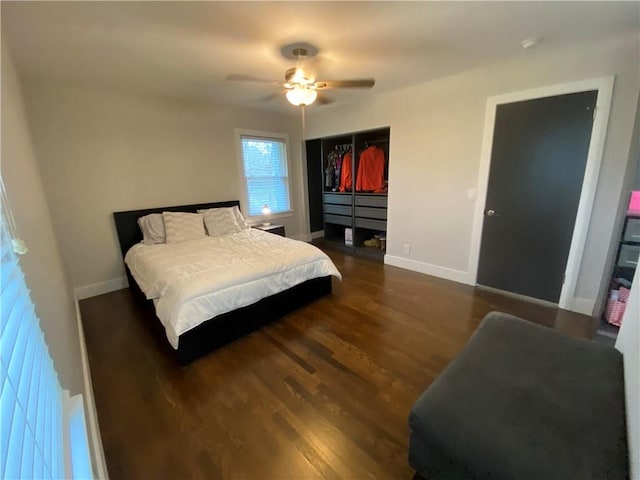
[356,146,386,192]
[334,152,343,190]
[339,151,353,192]
[326,149,341,189]
[325,163,335,188]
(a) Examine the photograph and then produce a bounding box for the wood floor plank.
[246,342,381,479]
[80,245,595,479]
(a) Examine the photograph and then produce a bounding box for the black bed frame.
[113,200,332,364]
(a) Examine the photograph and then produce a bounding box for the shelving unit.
[599,213,639,338]
[354,193,387,260]
[307,127,390,261]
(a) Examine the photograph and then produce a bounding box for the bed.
[113,200,340,364]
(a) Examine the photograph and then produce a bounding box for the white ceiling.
[2,1,639,114]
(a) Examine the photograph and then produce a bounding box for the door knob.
[486,209,496,216]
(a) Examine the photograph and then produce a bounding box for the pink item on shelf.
[628,190,640,215]
[618,287,631,303]
[606,299,626,326]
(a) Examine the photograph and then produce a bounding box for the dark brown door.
[477,91,597,303]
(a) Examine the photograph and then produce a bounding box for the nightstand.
[252,224,285,237]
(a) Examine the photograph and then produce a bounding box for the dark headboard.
[113,200,241,259]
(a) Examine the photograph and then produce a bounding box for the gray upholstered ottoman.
[408,312,628,480]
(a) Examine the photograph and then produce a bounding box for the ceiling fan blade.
[315,79,375,89]
[226,73,278,84]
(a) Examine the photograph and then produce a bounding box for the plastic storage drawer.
[324,194,352,206]
[355,217,386,231]
[355,206,387,220]
[325,204,352,216]
[324,214,352,227]
[623,217,640,243]
[355,195,387,208]
[618,244,640,268]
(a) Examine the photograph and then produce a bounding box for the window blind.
[0,219,65,479]
[240,136,291,216]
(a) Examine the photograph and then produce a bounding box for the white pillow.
[137,213,166,245]
[199,207,242,237]
[231,206,250,230]
[162,212,206,244]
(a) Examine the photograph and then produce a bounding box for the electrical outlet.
[403,244,411,255]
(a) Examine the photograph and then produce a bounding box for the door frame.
[467,76,615,313]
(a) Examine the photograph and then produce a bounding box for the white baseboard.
[384,256,596,314]
[569,297,596,316]
[291,231,324,243]
[74,299,109,479]
[291,233,311,242]
[384,255,473,285]
[75,277,128,300]
[477,284,558,308]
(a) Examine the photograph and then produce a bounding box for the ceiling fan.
[226,44,375,107]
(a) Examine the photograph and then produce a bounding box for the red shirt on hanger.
[356,146,385,192]
[339,151,353,192]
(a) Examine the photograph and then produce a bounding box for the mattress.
[124,229,341,348]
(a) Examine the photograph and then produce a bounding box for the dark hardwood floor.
[80,246,595,479]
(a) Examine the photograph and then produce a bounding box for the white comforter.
[124,229,341,348]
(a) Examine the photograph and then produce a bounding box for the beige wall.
[1,42,84,394]
[23,84,305,295]
[305,33,640,314]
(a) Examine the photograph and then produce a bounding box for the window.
[237,131,292,217]
[0,208,92,479]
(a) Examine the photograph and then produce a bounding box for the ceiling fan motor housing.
[284,67,314,87]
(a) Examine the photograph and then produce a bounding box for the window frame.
[0,211,93,480]
[234,129,294,222]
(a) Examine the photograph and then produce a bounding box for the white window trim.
[62,390,93,480]
[234,128,294,222]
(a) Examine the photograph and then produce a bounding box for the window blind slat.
[4,385,25,479]
[1,270,22,333]
[7,313,31,392]
[28,344,44,454]
[18,325,39,472]
[1,360,8,399]
[0,363,15,476]
[17,321,37,407]
[1,250,17,285]
[52,365,64,479]
[1,297,26,370]
[44,368,62,478]
[20,429,35,480]
[40,366,53,473]
[34,450,46,480]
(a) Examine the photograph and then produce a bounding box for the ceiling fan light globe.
[286,87,317,106]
